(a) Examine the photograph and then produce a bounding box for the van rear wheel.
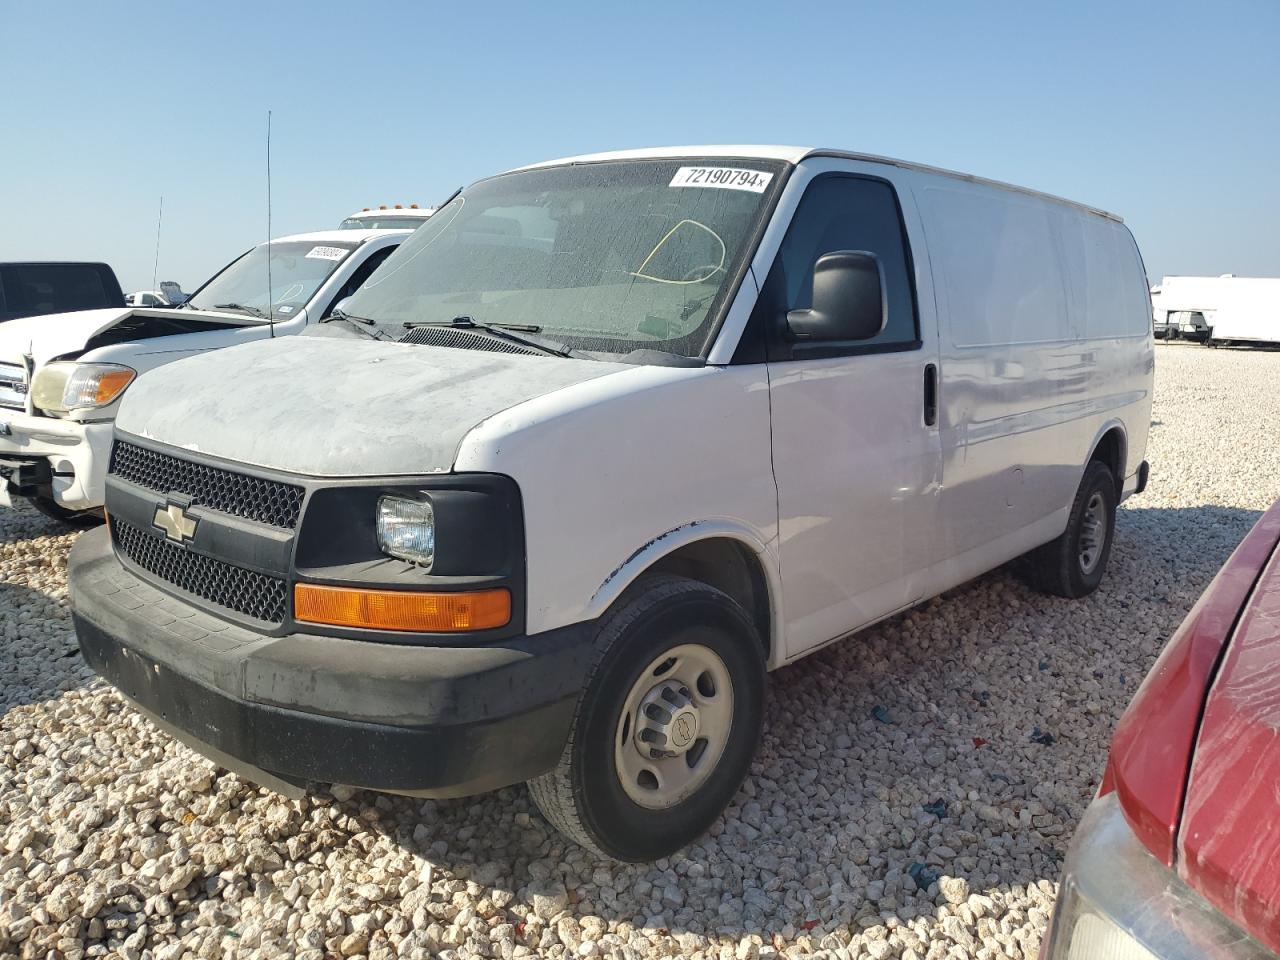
[528,575,765,862]
[1026,460,1117,598]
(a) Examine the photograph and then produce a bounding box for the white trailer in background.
[1205,277,1280,345]
[1154,275,1280,345]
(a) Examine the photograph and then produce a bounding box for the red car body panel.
[1178,541,1280,955]
[1104,500,1280,865]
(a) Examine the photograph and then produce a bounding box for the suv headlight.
[376,495,435,568]
[31,362,136,415]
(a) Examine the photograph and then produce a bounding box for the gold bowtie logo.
[153,503,198,543]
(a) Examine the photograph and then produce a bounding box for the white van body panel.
[457,150,1152,664]
[913,175,1153,598]
[85,147,1152,673]
[454,363,780,648]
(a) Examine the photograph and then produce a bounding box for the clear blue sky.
[2,1,1277,293]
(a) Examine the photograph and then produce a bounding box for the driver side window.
[755,175,919,360]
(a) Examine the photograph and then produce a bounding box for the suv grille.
[110,441,304,530]
[113,518,288,624]
[0,362,28,411]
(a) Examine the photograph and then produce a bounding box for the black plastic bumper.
[69,527,596,798]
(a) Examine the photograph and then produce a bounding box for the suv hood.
[115,336,632,476]
[0,307,267,366]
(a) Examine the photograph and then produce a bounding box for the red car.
[1042,499,1280,959]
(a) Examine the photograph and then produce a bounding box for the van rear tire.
[528,575,765,862]
[1026,461,1117,599]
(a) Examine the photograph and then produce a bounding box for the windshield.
[340,158,786,357]
[339,216,429,229]
[185,240,358,319]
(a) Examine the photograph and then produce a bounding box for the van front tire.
[1026,460,1117,599]
[528,575,765,862]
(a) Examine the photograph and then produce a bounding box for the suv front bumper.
[69,527,596,798]
[0,410,112,509]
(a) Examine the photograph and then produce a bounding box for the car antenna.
[151,195,163,294]
[265,109,275,339]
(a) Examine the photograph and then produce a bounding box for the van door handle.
[923,363,938,426]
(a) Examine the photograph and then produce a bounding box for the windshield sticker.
[276,304,295,314]
[305,245,349,261]
[669,166,773,193]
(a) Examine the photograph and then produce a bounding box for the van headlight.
[376,495,435,568]
[31,362,136,415]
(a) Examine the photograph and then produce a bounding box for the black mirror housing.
[786,250,886,343]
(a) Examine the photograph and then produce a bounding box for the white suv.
[0,228,407,521]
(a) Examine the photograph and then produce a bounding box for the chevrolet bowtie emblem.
[153,503,198,543]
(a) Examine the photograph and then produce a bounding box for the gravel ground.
[3,343,1280,960]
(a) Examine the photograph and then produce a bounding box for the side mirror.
[786,250,886,343]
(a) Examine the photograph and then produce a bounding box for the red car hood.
[1178,541,1280,952]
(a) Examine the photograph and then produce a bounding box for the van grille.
[109,441,305,530]
[112,518,288,624]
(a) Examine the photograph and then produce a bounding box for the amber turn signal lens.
[94,369,136,405]
[293,584,510,632]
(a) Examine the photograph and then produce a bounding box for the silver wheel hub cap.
[615,643,734,810]
[634,681,701,757]
[1078,491,1107,575]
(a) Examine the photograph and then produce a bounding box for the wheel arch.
[1086,421,1127,498]
[586,521,782,668]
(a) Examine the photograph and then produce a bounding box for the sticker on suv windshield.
[669,167,773,193]
[305,246,348,261]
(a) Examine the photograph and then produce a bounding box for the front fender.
[585,519,786,670]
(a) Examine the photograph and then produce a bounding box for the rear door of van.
[758,159,943,658]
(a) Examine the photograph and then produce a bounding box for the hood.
[0,307,266,366]
[1177,543,1280,952]
[115,336,632,476]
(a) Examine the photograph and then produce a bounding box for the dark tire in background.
[1025,460,1117,599]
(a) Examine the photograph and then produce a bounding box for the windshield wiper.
[403,316,580,358]
[321,306,391,340]
[212,302,269,319]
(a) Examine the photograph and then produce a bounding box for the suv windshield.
[341,158,786,357]
[185,240,358,319]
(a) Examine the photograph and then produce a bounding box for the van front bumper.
[0,410,112,510]
[69,527,595,799]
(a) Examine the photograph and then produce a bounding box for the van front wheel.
[528,575,765,862]
[1026,460,1117,598]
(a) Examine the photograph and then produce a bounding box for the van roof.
[513,145,1122,223]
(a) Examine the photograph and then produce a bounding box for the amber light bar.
[294,583,510,632]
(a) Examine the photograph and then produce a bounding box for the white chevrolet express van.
[68,147,1154,861]
[0,229,408,521]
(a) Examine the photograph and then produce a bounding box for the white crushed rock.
[3,343,1280,959]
